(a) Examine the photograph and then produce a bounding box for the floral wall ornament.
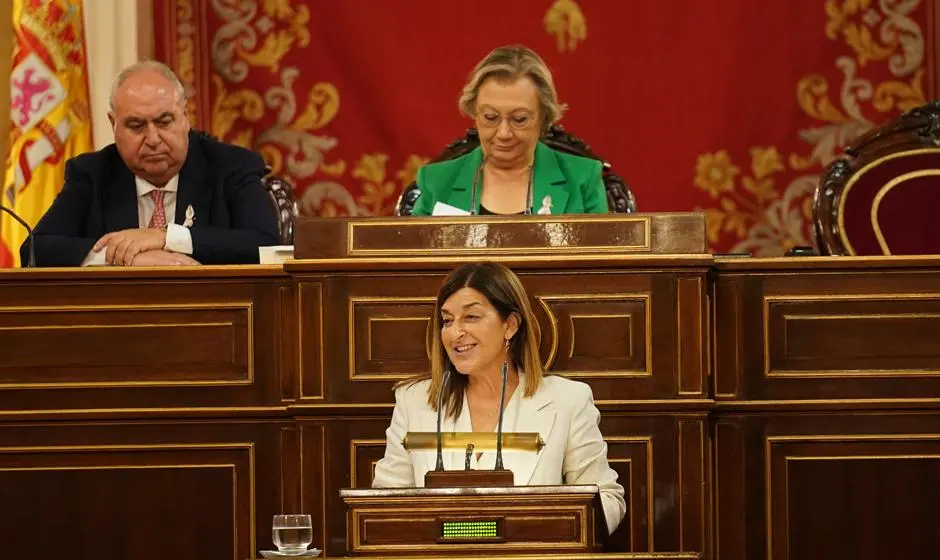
[696,0,924,255]
[544,0,587,52]
[154,0,928,255]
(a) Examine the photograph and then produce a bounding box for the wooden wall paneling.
[0,419,288,560]
[300,416,390,558]
[714,266,940,402]
[714,412,940,560]
[0,275,287,411]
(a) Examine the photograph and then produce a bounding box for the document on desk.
[432,202,471,216]
[259,245,294,264]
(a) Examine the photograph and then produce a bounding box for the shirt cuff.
[165,224,193,255]
[81,249,107,266]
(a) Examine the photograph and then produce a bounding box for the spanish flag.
[1,0,92,267]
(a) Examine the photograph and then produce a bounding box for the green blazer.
[412,142,609,215]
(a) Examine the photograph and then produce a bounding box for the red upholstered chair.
[814,102,940,255]
[395,125,637,215]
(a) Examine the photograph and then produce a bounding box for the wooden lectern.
[343,423,606,555]
[341,485,605,556]
[292,212,706,260]
[346,402,606,555]
[298,212,707,557]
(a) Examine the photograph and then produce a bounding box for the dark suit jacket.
[22,131,280,266]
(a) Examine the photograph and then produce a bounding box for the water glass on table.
[272,514,313,555]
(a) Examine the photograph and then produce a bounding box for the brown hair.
[458,45,566,134]
[399,262,543,419]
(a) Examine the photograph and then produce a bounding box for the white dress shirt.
[82,174,194,266]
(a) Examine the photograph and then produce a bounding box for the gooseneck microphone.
[0,204,36,267]
[523,166,534,215]
[494,362,509,470]
[468,157,486,215]
[433,368,451,472]
[468,156,536,215]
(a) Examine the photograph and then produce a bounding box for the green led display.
[440,520,499,539]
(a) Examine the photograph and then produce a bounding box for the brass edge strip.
[287,254,713,267]
[0,406,290,416]
[787,454,940,460]
[714,398,940,408]
[0,302,253,312]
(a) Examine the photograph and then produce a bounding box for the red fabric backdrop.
[153,0,933,254]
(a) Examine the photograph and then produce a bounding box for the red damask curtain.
[153,0,933,254]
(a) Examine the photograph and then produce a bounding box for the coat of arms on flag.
[1,0,92,267]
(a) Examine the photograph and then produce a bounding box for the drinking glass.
[272,514,313,554]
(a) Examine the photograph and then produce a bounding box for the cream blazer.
[372,374,626,534]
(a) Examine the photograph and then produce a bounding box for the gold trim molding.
[763,293,940,378]
[0,442,257,557]
[346,215,653,257]
[0,302,255,389]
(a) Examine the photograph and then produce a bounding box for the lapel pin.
[537,195,553,215]
[183,205,195,228]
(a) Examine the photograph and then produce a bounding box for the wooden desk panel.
[5,256,939,560]
[293,213,708,259]
[715,412,940,560]
[713,256,940,560]
[0,267,288,412]
[295,263,709,406]
[0,418,287,560]
[714,257,940,403]
[307,412,708,558]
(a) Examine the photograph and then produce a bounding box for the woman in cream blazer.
[372,262,625,535]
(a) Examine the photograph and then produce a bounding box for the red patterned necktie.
[148,189,167,229]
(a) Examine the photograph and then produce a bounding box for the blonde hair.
[399,262,544,420]
[458,45,566,134]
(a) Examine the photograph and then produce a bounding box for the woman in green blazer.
[412,45,609,216]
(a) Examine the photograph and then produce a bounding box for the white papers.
[431,201,470,216]
[259,245,294,264]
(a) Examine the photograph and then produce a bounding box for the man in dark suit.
[22,61,279,266]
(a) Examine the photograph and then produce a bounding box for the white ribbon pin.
[183,205,196,227]
[537,195,553,215]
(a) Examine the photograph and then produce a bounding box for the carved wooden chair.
[395,125,637,215]
[814,102,940,255]
[263,168,296,245]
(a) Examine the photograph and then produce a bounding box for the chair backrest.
[814,102,940,255]
[263,169,297,245]
[395,125,637,215]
